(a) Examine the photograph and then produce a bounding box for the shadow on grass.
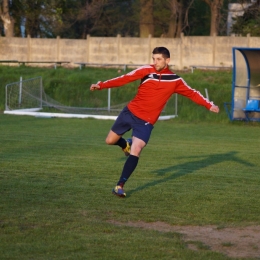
[127,151,254,197]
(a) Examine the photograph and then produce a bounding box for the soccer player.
[90,46,219,198]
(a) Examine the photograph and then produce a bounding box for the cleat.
[112,185,126,198]
[122,138,132,156]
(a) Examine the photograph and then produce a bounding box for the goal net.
[4,76,178,120]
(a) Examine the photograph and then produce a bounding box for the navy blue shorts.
[111,106,154,144]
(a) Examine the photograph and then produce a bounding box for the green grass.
[1,114,260,259]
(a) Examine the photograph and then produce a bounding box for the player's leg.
[105,107,133,155]
[130,136,146,157]
[105,130,122,145]
[112,120,154,198]
[105,130,132,156]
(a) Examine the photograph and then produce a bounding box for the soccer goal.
[4,76,178,120]
[5,77,43,112]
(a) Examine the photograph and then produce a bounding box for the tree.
[140,0,154,37]
[0,0,59,38]
[51,0,139,38]
[153,0,195,38]
[0,0,139,38]
[164,0,181,37]
[231,1,260,36]
[83,0,138,37]
[0,0,239,38]
[0,0,14,37]
[168,0,195,37]
[202,0,224,35]
[23,0,48,37]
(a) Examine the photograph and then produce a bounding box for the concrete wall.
[0,34,260,69]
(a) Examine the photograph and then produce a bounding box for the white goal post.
[4,77,178,120]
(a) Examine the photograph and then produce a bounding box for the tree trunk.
[203,0,223,36]
[0,0,14,37]
[166,0,178,37]
[140,0,154,37]
[210,1,218,36]
[166,0,186,38]
[176,2,183,38]
[167,15,177,38]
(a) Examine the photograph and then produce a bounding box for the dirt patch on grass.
[108,220,260,258]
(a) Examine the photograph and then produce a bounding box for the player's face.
[152,54,170,72]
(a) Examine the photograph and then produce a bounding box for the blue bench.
[243,99,260,121]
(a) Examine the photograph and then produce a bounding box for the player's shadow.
[127,151,254,197]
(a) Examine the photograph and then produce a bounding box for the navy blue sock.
[114,137,127,149]
[117,155,139,187]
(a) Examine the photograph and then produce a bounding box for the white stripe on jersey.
[126,65,153,76]
[181,78,214,105]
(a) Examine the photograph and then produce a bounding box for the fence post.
[247,33,251,47]
[19,77,23,107]
[27,35,31,61]
[212,33,216,66]
[148,34,152,64]
[108,89,111,112]
[117,34,121,64]
[180,33,184,69]
[56,36,60,61]
[86,34,90,63]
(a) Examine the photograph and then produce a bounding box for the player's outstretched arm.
[90,84,101,91]
[209,105,220,113]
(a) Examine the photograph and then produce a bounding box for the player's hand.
[90,84,101,91]
[210,105,219,113]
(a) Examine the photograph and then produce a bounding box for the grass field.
[1,114,260,259]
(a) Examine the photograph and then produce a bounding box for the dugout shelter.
[225,47,260,121]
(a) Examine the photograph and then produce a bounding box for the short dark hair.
[152,47,170,58]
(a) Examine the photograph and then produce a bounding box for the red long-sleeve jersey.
[98,65,214,125]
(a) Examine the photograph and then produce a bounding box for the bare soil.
[108,220,260,259]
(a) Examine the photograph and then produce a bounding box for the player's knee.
[105,136,114,145]
[131,145,144,157]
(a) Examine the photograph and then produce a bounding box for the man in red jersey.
[90,46,219,198]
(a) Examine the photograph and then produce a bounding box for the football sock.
[117,155,139,187]
[114,137,127,149]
